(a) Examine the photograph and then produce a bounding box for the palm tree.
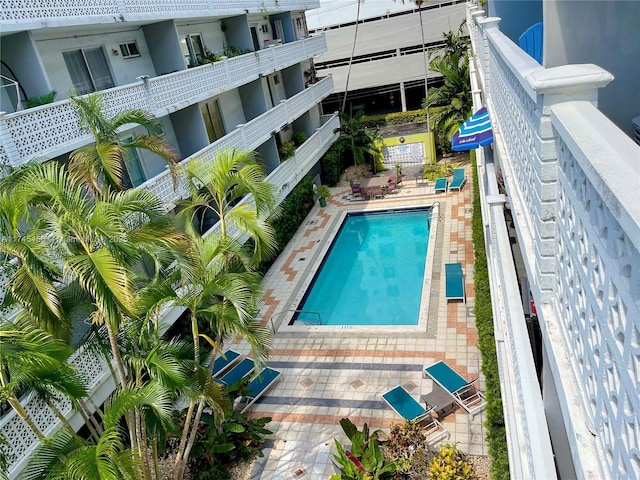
[177,148,279,265]
[333,112,381,170]
[69,92,179,194]
[424,54,471,141]
[0,317,87,441]
[168,234,271,480]
[14,162,190,461]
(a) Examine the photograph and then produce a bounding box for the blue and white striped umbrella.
[451,107,493,151]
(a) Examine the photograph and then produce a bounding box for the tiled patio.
[229,166,487,479]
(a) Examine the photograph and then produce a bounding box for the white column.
[399,81,407,112]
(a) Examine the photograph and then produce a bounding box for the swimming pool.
[293,208,431,326]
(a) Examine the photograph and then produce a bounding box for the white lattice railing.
[0,35,327,167]
[138,76,334,206]
[551,102,640,480]
[472,7,640,480]
[1,0,319,26]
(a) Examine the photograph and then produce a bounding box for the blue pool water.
[294,209,430,326]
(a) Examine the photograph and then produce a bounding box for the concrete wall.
[35,28,156,100]
[168,104,209,158]
[143,21,185,75]
[1,31,51,106]
[223,15,252,52]
[217,89,246,132]
[239,79,267,120]
[176,20,226,58]
[486,0,542,45]
[544,0,640,137]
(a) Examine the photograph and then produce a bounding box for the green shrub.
[25,90,57,108]
[321,147,342,186]
[292,131,308,147]
[259,175,315,273]
[279,140,296,161]
[330,418,396,480]
[428,443,474,480]
[360,110,429,129]
[190,410,272,480]
[470,150,509,478]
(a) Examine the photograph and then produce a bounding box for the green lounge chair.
[434,177,447,194]
[381,385,449,443]
[445,263,465,303]
[212,350,241,378]
[448,168,467,191]
[424,361,487,419]
[238,367,282,413]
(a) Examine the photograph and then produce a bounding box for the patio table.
[420,383,457,418]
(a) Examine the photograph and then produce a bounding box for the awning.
[451,107,494,151]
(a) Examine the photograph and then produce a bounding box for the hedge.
[360,110,429,129]
[470,150,510,478]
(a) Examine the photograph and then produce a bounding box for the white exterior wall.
[176,20,226,57]
[35,29,157,100]
[544,0,640,137]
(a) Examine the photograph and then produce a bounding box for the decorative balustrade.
[0,340,112,476]
[551,102,640,479]
[138,76,334,207]
[472,8,640,480]
[0,35,327,167]
[1,0,319,26]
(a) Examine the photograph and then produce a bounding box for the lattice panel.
[555,137,640,478]
[149,65,225,109]
[226,56,260,86]
[122,0,208,13]
[1,0,119,20]
[102,84,150,116]
[5,102,84,160]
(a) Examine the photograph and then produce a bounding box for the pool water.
[295,209,430,326]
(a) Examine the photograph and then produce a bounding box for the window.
[201,99,225,143]
[181,34,205,67]
[63,47,115,95]
[119,42,140,58]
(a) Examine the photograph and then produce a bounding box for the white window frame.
[119,41,140,59]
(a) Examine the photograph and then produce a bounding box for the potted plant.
[316,184,330,207]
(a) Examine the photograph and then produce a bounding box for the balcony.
[138,75,335,207]
[1,0,320,33]
[469,5,640,480]
[0,34,327,167]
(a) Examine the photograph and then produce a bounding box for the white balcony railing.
[1,0,320,31]
[137,75,334,207]
[470,5,640,480]
[0,35,327,167]
[0,110,339,479]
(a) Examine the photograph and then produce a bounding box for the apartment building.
[0,2,337,477]
[468,0,639,478]
[307,0,467,115]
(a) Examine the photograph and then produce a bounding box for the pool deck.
[229,167,487,478]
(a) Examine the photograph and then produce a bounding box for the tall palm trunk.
[341,0,362,114]
[7,396,46,441]
[105,321,139,453]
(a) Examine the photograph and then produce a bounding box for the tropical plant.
[69,92,179,194]
[25,90,57,108]
[278,140,296,161]
[330,418,396,480]
[0,317,88,441]
[291,131,308,147]
[177,148,279,265]
[428,443,474,480]
[333,112,381,169]
[423,22,472,148]
[190,399,272,480]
